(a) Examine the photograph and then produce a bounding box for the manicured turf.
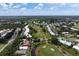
[31,24,52,39]
[36,44,63,56]
[73,23,79,30]
[60,45,79,56]
[0,44,5,49]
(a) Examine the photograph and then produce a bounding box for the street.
[0,28,20,53]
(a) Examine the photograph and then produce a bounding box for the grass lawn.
[35,44,63,56]
[0,44,5,49]
[31,24,52,39]
[58,33,77,41]
[73,23,79,30]
[60,45,79,56]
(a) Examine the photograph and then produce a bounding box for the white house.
[19,39,30,50]
[71,27,78,31]
[73,44,79,51]
[58,37,72,46]
[0,29,7,35]
[77,35,79,38]
[62,25,67,28]
[19,46,28,50]
[47,25,55,35]
[24,25,29,34]
[62,32,69,35]
[0,29,12,37]
[23,25,32,38]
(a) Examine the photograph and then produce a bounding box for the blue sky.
[0,3,79,16]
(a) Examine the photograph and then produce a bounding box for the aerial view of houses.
[0,3,79,56]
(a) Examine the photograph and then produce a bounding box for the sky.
[0,3,79,16]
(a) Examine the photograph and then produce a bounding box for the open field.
[36,43,63,56]
[0,44,5,49]
[60,45,79,56]
[30,24,52,40]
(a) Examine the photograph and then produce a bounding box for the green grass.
[60,34,78,41]
[36,44,63,56]
[60,45,79,56]
[73,23,79,30]
[0,44,5,49]
[0,23,22,30]
[30,24,52,39]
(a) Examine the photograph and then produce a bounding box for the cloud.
[34,6,41,10]
[0,10,79,16]
[34,3,44,10]
[50,7,55,10]
[0,3,25,9]
[59,3,67,6]
[38,3,44,7]
[0,3,14,9]
[13,5,21,8]
[0,3,79,16]
[0,4,8,7]
[21,7,27,10]
[49,3,79,11]
[0,3,9,9]
[70,4,79,7]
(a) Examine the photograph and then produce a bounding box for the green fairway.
[73,23,79,30]
[60,45,79,56]
[36,44,63,56]
[30,24,52,40]
[0,44,5,49]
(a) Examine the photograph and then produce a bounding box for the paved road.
[0,28,20,53]
[31,47,36,56]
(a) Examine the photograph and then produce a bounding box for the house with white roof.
[77,35,79,38]
[19,39,30,50]
[0,29,12,37]
[58,37,72,46]
[71,27,78,31]
[23,25,32,38]
[73,43,79,51]
[62,32,69,35]
[46,25,55,35]
[19,46,28,50]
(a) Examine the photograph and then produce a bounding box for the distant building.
[71,27,78,31]
[19,39,30,50]
[73,43,79,51]
[62,32,69,34]
[23,25,32,38]
[19,46,28,50]
[62,25,67,28]
[0,29,12,37]
[46,25,55,35]
[77,35,79,39]
[58,37,72,46]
